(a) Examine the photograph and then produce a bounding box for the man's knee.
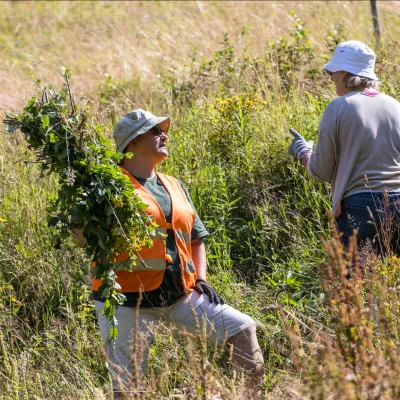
[228,323,257,345]
[227,324,264,375]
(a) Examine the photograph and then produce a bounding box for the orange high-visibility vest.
[91,168,197,293]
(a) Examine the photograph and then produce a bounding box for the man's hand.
[194,279,225,305]
[288,128,313,161]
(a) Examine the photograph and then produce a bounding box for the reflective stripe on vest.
[91,169,197,293]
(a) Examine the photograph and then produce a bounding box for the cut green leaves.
[3,77,157,338]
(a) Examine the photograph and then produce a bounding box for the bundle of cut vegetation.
[3,77,158,337]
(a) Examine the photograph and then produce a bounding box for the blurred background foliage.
[2,1,400,399]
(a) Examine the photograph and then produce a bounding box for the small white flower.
[64,167,76,186]
[345,373,356,381]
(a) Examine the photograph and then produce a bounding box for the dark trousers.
[335,192,400,256]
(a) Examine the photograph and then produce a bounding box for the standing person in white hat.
[288,40,400,255]
[84,109,264,397]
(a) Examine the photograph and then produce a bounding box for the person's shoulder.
[171,177,190,195]
[345,91,398,104]
[330,92,381,110]
[332,92,360,106]
[157,171,176,180]
[157,172,184,187]
[174,177,184,188]
[176,178,186,191]
[321,94,359,122]
[326,93,356,108]
[351,92,400,111]
[378,92,400,106]
[323,96,344,114]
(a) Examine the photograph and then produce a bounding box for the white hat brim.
[117,116,170,153]
[323,61,378,81]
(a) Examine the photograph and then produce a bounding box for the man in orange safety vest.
[90,109,264,397]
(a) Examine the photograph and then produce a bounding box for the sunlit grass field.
[3,1,400,399]
[2,1,400,110]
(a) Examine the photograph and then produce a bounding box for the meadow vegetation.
[2,1,400,399]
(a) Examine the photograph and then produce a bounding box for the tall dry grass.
[284,217,400,400]
[3,2,400,399]
[2,1,400,110]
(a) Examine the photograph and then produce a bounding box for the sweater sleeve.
[307,102,338,183]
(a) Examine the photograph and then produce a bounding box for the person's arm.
[191,237,224,304]
[71,228,86,248]
[306,103,338,183]
[301,152,311,169]
[177,180,223,304]
[191,238,207,280]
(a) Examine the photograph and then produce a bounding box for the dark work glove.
[288,128,313,160]
[194,279,225,305]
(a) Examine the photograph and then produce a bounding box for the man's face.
[129,125,169,162]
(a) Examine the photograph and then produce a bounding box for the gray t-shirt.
[307,92,400,214]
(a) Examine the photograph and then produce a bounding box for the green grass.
[3,2,400,399]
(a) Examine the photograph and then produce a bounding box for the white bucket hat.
[323,40,378,80]
[113,109,170,152]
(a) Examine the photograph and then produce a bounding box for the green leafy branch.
[4,76,157,338]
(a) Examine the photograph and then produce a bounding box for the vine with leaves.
[4,76,157,338]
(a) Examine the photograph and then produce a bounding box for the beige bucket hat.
[113,109,170,152]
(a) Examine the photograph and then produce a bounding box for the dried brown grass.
[284,218,400,400]
[2,1,400,110]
